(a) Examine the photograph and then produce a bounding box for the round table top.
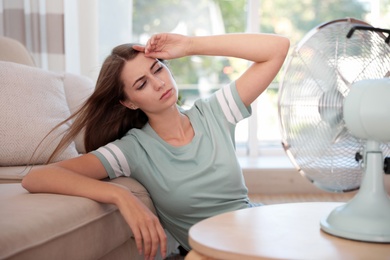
[188,202,390,260]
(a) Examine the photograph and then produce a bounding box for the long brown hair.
[46,44,148,163]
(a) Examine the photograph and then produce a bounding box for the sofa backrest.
[62,72,95,153]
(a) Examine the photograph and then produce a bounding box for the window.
[95,0,390,157]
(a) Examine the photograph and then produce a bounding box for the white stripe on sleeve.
[216,88,236,124]
[96,145,129,177]
[105,143,131,176]
[223,85,243,122]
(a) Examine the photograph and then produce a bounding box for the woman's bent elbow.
[281,37,290,57]
[21,168,42,192]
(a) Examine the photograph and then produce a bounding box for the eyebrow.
[132,60,159,88]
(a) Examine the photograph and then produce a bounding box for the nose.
[151,75,165,90]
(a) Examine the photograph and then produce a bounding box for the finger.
[142,218,166,259]
[157,225,167,258]
[140,225,152,258]
[148,34,164,52]
[147,223,163,259]
[132,227,144,256]
[144,39,153,54]
[149,34,160,46]
[132,45,145,52]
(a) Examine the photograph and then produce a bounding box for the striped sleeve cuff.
[216,82,251,124]
[94,143,131,178]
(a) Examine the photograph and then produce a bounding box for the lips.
[160,89,172,100]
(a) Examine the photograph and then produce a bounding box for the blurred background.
[2,0,389,158]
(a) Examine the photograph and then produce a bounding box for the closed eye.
[154,64,163,74]
[137,81,146,90]
[136,61,164,90]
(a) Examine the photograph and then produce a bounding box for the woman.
[22,33,289,259]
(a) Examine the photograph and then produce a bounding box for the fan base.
[320,142,390,243]
[320,196,390,243]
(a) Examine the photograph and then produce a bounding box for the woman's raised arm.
[22,154,167,259]
[135,33,290,107]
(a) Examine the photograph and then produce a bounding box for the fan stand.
[320,140,390,243]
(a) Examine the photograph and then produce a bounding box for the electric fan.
[278,18,390,242]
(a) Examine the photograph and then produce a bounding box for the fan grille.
[278,19,390,192]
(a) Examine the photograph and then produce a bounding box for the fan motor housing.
[343,78,390,142]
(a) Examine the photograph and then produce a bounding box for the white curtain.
[0,0,65,71]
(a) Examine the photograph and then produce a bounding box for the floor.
[248,191,356,205]
[165,191,356,259]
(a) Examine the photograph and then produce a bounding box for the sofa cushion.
[0,178,177,260]
[0,61,79,166]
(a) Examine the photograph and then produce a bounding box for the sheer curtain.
[0,0,65,71]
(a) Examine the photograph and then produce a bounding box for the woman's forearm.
[187,33,290,63]
[22,166,129,205]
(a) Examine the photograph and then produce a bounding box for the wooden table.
[187,202,390,260]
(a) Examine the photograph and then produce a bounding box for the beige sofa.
[0,36,178,260]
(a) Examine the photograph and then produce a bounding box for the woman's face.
[120,53,178,115]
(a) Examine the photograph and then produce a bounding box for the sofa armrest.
[0,177,177,260]
[0,166,156,216]
[105,177,157,215]
[0,166,29,183]
[0,37,35,66]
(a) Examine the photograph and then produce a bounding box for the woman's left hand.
[133,33,192,60]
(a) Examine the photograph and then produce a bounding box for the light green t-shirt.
[91,81,252,250]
